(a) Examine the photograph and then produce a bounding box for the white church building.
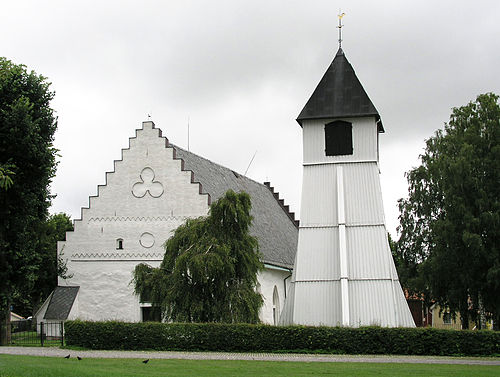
[37,43,415,329]
[36,121,298,325]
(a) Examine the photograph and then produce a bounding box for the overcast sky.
[2,0,499,236]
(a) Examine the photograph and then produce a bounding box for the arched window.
[116,238,124,250]
[325,120,353,156]
[273,286,280,325]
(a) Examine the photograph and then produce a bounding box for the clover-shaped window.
[132,167,164,198]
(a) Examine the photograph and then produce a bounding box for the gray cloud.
[1,0,499,235]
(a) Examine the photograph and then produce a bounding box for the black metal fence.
[7,320,64,346]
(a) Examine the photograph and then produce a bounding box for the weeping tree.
[133,190,263,323]
[396,93,500,329]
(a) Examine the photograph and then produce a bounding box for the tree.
[0,58,58,343]
[390,232,433,321]
[11,213,73,317]
[0,164,15,190]
[133,190,264,323]
[396,93,500,329]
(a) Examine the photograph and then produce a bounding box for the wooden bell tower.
[280,47,415,327]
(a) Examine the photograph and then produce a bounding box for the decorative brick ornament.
[139,232,155,248]
[132,167,164,198]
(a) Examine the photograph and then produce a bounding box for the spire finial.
[337,10,346,48]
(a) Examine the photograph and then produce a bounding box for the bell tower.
[280,47,415,327]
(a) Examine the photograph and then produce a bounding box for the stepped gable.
[171,144,297,269]
[263,182,299,227]
[73,123,210,225]
[66,121,297,270]
[297,48,384,132]
[74,125,146,224]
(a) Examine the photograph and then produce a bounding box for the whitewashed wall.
[59,121,209,322]
[258,267,291,325]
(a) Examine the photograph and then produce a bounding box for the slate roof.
[44,286,79,320]
[172,144,298,269]
[297,48,384,132]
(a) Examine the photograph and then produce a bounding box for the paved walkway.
[1,347,499,365]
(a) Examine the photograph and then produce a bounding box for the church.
[36,121,298,325]
[37,40,414,328]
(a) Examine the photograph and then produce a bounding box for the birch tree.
[133,190,263,323]
[396,93,500,329]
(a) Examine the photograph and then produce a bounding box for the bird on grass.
[77,356,82,361]
[64,354,70,359]
[142,359,149,364]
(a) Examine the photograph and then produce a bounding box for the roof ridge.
[170,143,268,189]
[168,144,298,269]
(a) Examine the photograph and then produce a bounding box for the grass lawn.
[0,355,498,377]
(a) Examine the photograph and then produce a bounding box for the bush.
[64,321,500,356]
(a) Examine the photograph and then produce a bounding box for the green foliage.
[0,57,58,324]
[396,93,500,329]
[12,213,74,316]
[0,163,15,190]
[65,320,500,356]
[133,190,263,323]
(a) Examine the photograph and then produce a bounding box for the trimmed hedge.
[65,321,500,356]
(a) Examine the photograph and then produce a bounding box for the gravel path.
[1,347,499,365]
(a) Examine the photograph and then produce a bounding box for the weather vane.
[337,10,346,48]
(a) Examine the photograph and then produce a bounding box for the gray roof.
[297,48,383,132]
[171,144,298,269]
[44,286,79,320]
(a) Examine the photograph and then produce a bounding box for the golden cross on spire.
[337,10,346,48]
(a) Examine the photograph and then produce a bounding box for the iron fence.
[7,320,64,346]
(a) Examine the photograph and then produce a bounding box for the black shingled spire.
[297,48,384,132]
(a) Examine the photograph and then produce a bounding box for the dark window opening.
[116,239,123,250]
[443,312,452,325]
[141,306,161,322]
[325,120,353,156]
